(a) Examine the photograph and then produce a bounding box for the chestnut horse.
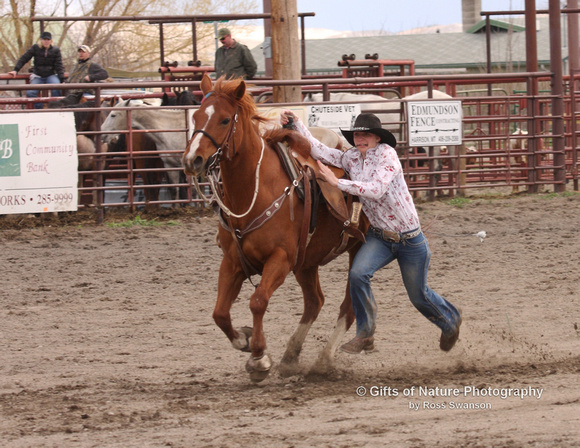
[183,74,366,382]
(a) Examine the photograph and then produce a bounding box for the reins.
[208,137,265,219]
[189,100,263,219]
[189,122,265,220]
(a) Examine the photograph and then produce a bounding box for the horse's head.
[101,99,130,142]
[183,74,258,176]
[101,99,149,143]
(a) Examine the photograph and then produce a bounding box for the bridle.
[189,97,265,219]
[191,100,239,168]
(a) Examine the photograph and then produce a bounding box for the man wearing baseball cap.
[8,31,65,108]
[214,27,257,80]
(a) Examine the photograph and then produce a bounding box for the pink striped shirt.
[295,120,420,233]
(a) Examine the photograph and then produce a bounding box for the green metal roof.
[466,19,526,34]
[251,16,557,74]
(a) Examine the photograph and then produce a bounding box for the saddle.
[274,141,366,254]
[217,138,366,282]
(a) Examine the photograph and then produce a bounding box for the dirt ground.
[1,192,579,448]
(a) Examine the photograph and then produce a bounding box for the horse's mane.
[263,128,312,159]
[117,98,162,107]
[212,78,311,159]
[213,78,267,126]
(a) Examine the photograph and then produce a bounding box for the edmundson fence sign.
[407,100,462,147]
[0,112,77,214]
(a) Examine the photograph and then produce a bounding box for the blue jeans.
[349,229,461,338]
[27,75,62,109]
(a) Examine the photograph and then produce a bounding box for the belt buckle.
[382,230,400,243]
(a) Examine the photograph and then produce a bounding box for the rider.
[280,110,462,355]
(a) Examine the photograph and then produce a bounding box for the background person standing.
[8,31,65,109]
[214,28,257,80]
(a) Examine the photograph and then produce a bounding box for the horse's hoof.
[309,355,333,376]
[278,361,302,378]
[231,326,253,352]
[246,354,272,383]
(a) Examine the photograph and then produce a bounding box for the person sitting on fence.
[63,45,110,100]
[8,31,65,109]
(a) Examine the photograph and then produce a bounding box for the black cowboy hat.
[340,113,397,149]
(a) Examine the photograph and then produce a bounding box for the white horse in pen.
[101,99,190,201]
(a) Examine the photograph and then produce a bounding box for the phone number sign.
[0,112,78,214]
[407,100,462,147]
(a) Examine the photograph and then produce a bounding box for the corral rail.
[1,72,579,222]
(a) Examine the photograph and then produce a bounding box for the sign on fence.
[258,104,361,133]
[305,103,360,131]
[0,112,78,214]
[407,100,462,147]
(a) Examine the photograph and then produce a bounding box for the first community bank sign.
[0,112,78,214]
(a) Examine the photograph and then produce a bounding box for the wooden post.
[549,0,566,192]
[458,145,467,197]
[263,0,273,77]
[271,0,301,103]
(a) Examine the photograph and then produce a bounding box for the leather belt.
[370,226,422,243]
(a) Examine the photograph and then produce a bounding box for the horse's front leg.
[245,250,292,382]
[213,257,250,350]
[278,266,325,377]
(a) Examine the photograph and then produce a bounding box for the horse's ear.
[234,80,246,101]
[200,74,212,96]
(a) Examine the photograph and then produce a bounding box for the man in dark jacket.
[65,45,109,97]
[8,31,65,109]
[214,28,257,80]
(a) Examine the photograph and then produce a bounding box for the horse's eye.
[221,117,231,126]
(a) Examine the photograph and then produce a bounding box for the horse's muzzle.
[183,154,206,176]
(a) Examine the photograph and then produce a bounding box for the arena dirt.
[1,192,579,447]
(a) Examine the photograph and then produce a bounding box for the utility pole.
[263,0,273,77]
[271,0,301,102]
[549,0,566,192]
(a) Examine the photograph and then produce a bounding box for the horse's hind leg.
[311,251,357,374]
[279,266,324,376]
[311,291,355,374]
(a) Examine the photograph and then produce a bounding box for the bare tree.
[1,0,258,75]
